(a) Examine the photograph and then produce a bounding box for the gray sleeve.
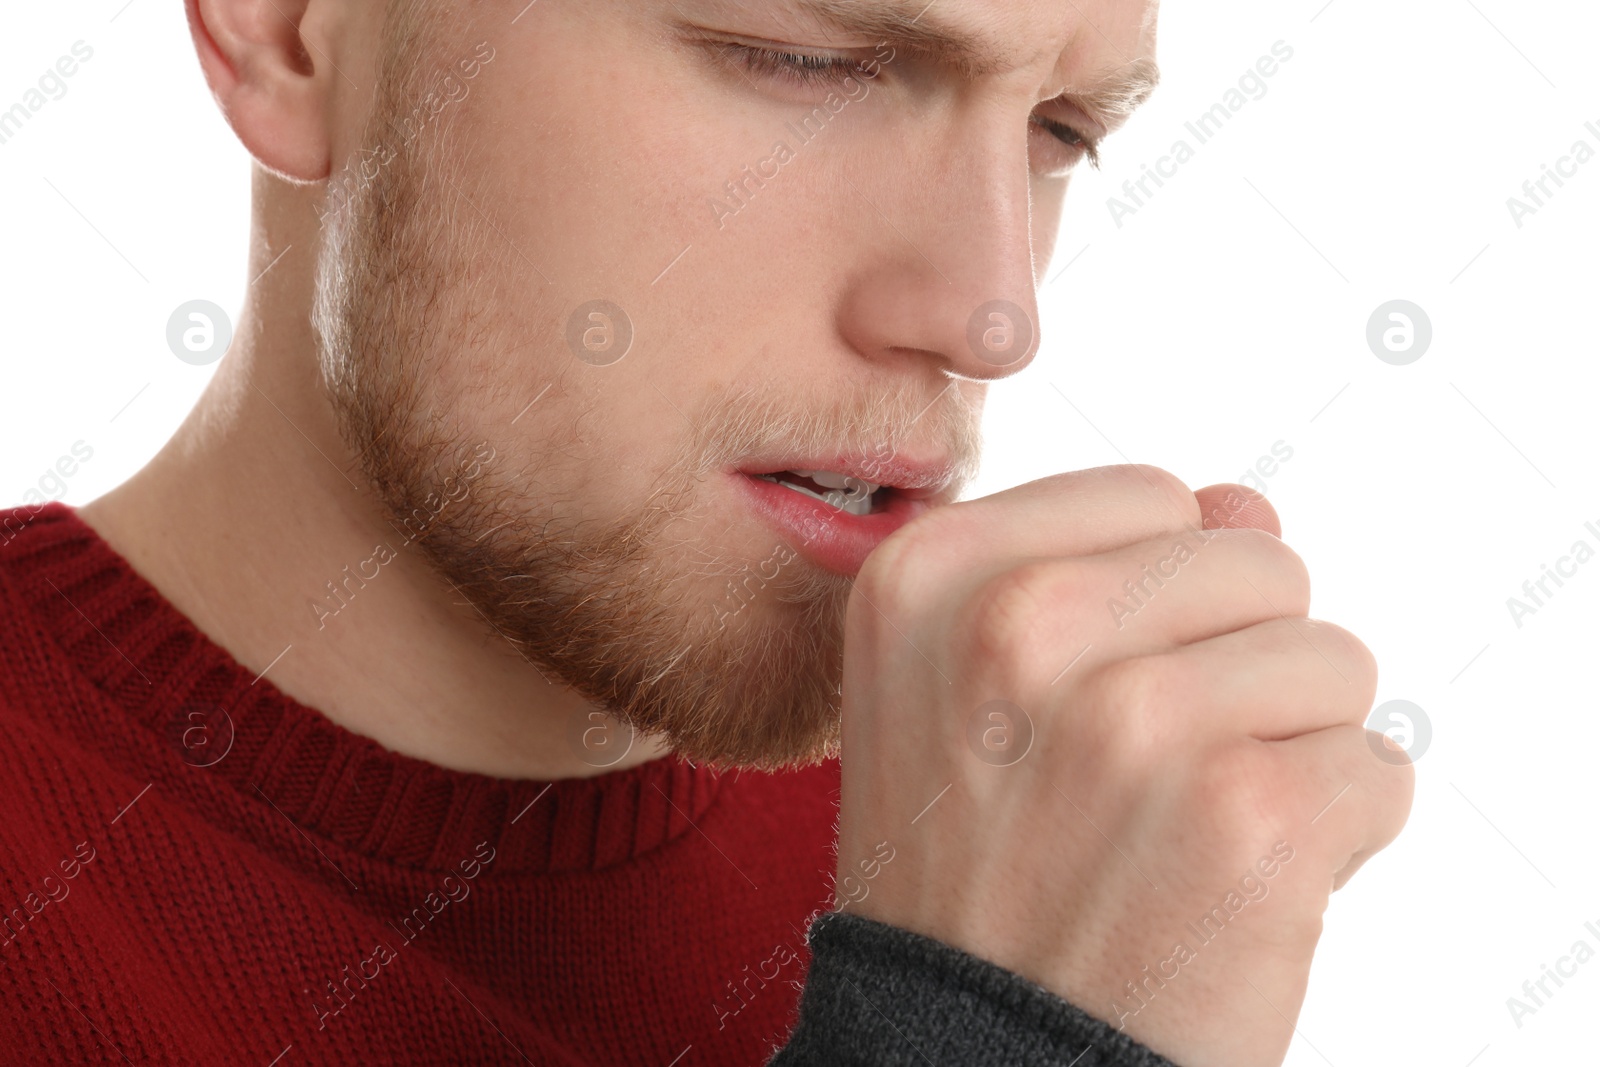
[768,911,1182,1067]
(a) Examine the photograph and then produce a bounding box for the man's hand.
[834,465,1413,1067]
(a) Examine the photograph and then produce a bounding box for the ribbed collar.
[0,503,725,875]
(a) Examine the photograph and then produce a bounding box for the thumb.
[1194,483,1281,537]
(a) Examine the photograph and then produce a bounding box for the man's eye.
[716,43,866,89]
[1029,113,1102,173]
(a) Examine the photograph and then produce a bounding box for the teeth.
[797,469,850,489]
[793,470,879,496]
[756,470,882,516]
[826,489,874,516]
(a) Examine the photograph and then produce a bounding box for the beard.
[309,8,982,770]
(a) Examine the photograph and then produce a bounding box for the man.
[0,0,1411,1063]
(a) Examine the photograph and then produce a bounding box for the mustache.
[676,380,985,493]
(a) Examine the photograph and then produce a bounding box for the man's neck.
[77,171,665,781]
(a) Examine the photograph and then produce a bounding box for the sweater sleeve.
[768,911,1182,1067]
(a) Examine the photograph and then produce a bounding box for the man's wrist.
[770,910,1182,1067]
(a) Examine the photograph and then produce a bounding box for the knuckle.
[1271,540,1314,611]
[1359,721,1418,809]
[1265,536,1312,605]
[1073,657,1173,772]
[1301,620,1379,709]
[963,561,1086,685]
[1126,464,1199,523]
[1186,741,1286,847]
[1216,526,1311,612]
[855,511,953,616]
[1385,758,1418,824]
[1381,749,1418,801]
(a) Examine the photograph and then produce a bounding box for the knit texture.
[0,503,841,1065]
[771,912,1181,1067]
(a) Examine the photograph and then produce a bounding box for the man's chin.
[585,591,848,771]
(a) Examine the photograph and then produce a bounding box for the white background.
[3,1,1597,1064]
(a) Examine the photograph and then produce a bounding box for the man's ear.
[185,0,333,181]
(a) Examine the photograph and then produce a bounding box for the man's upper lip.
[735,452,959,501]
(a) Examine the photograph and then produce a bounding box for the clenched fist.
[835,465,1413,1067]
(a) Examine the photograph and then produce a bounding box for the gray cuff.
[769,911,1182,1067]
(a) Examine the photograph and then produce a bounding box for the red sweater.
[0,504,841,1065]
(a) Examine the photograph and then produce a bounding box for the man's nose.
[835,105,1042,382]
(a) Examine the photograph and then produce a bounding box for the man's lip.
[731,473,933,577]
[734,453,959,502]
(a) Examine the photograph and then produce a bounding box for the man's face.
[310,0,1158,768]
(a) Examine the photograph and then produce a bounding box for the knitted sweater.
[0,503,1173,1066]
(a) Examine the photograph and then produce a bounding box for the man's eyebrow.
[792,0,1019,78]
[791,0,1161,128]
[1057,57,1162,132]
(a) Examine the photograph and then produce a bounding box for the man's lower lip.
[732,473,927,577]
